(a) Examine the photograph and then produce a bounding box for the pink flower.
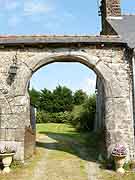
[112,144,127,156]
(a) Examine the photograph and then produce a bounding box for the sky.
[0,0,135,94]
[31,62,97,94]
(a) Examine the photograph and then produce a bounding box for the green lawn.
[36,122,88,144]
[36,123,104,158]
[37,123,75,134]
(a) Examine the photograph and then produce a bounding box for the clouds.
[80,77,96,95]
[30,63,96,95]
[0,0,99,34]
[0,0,54,14]
[0,0,55,29]
[0,0,77,33]
[23,1,54,16]
[31,76,96,95]
[0,0,22,27]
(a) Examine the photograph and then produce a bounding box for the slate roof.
[107,15,135,48]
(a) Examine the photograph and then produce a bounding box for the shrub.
[36,111,50,123]
[71,94,96,132]
[50,111,72,123]
[36,111,72,124]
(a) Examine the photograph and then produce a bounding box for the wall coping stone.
[0,35,126,47]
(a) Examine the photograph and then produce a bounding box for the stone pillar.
[105,97,135,160]
[95,77,105,131]
[132,50,135,130]
[94,47,135,161]
[30,105,36,131]
[103,60,135,160]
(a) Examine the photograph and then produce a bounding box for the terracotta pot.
[113,155,126,174]
[0,153,15,173]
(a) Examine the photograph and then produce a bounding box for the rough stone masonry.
[0,35,134,161]
[0,0,135,162]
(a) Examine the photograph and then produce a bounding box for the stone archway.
[0,37,134,161]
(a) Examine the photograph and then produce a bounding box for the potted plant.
[0,141,17,173]
[112,144,127,174]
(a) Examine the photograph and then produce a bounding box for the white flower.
[0,141,17,153]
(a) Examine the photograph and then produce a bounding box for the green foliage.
[71,94,96,132]
[11,160,23,170]
[36,111,72,124]
[73,89,88,105]
[29,85,74,113]
[99,156,115,170]
[29,86,96,131]
[123,161,132,170]
[36,111,49,123]
[29,88,40,108]
[53,85,73,112]
[39,88,54,112]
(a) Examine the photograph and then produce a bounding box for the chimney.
[100,0,121,35]
[101,0,121,17]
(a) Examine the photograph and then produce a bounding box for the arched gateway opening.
[0,36,134,162]
[28,62,104,171]
[25,53,105,159]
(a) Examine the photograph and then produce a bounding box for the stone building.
[0,0,135,161]
[95,0,135,133]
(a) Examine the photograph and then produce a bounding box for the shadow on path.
[36,130,105,163]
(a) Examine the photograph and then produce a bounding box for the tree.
[53,85,73,112]
[39,88,54,112]
[30,85,74,113]
[29,88,40,108]
[73,89,88,105]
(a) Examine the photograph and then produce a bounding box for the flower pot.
[113,155,126,174]
[0,153,15,173]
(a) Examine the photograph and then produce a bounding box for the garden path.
[30,124,100,180]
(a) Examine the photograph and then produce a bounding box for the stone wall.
[0,44,134,161]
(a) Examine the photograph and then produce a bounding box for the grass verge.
[0,148,43,180]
